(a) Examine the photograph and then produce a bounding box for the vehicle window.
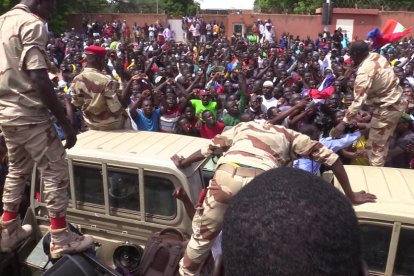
[360,224,392,273]
[394,228,414,275]
[144,175,176,218]
[108,169,140,212]
[73,164,104,206]
[200,157,217,188]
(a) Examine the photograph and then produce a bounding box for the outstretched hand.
[172,187,188,201]
[351,190,377,205]
[171,154,187,168]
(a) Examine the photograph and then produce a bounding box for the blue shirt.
[293,132,361,175]
[132,108,161,131]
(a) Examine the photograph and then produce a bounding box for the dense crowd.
[0,1,410,273]
[2,17,414,189]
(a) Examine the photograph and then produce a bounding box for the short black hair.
[222,168,362,276]
[349,41,369,57]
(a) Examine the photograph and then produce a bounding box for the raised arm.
[268,99,307,125]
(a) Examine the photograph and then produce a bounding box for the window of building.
[233,24,244,36]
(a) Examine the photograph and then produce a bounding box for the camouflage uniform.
[180,121,339,275]
[343,53,407,166]
[70,68,130,130]
[0,4,68,217]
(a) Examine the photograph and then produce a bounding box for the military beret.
[85,45,106,57]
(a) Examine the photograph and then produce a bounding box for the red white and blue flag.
[367,20,411,48]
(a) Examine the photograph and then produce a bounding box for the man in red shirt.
[200,110,225,139]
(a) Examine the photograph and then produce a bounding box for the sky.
[195,0,255,10]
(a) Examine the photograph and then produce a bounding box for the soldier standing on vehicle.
[333,41,407,166]
[0,0,93,256]
[70,45,137,131]
[171,121,376,275]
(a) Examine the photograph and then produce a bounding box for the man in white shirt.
[263,23,275,44]
[261,80,277,112]
[259,20,265,42]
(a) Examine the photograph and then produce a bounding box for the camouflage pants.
[180,165,262,275]
[87,115,132,131]
[1,121,68,218]
[367,100,407,166]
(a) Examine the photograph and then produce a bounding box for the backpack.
[138,228,187,276]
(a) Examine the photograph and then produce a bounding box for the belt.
[217,163,264,178]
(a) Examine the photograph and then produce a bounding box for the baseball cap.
[155,76,164,84]
[263,81,274,88]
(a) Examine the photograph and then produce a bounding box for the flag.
[318,73,336,92]
[367,20,411,48]
[227,58,240,72]
[309,87,335,100]
[382,19,411,43]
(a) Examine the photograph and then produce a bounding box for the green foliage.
[255,0,414,13]
[49,0,109,34]
[293,0,321,14]
[160,0,199,16]
[0,0,19,15]
[1,0,197,34]
[108,0,199,15]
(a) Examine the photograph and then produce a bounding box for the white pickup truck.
[21,130,414,275]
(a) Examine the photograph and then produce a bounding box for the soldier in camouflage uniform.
[70,45,136,130]
[172,121,376,275]
[333,41,408,166]
[0,0,93,256]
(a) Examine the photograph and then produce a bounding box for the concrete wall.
[67,13,169,34]
[68,10,414,41]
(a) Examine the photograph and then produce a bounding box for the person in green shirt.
[190,89,218,120]
[222,71,248,126]
[247,32,258,44]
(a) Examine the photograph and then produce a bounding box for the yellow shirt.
[350,136,369,166]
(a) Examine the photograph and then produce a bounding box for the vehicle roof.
[67,130,210,175]
[334,165,414,225]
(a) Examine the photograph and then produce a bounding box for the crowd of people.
[1,0,414,273]
[41,18,414,170]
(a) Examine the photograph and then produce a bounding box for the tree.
[49,0,109,35]
[254,0,414,14]
[293,0,322,14]
[160,0,199,16]
[0,0,19,15]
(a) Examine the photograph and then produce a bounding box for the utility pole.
[156,0,159,14]
[323,0,331,32]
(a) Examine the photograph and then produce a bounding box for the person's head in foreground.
[222,167,367,276]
